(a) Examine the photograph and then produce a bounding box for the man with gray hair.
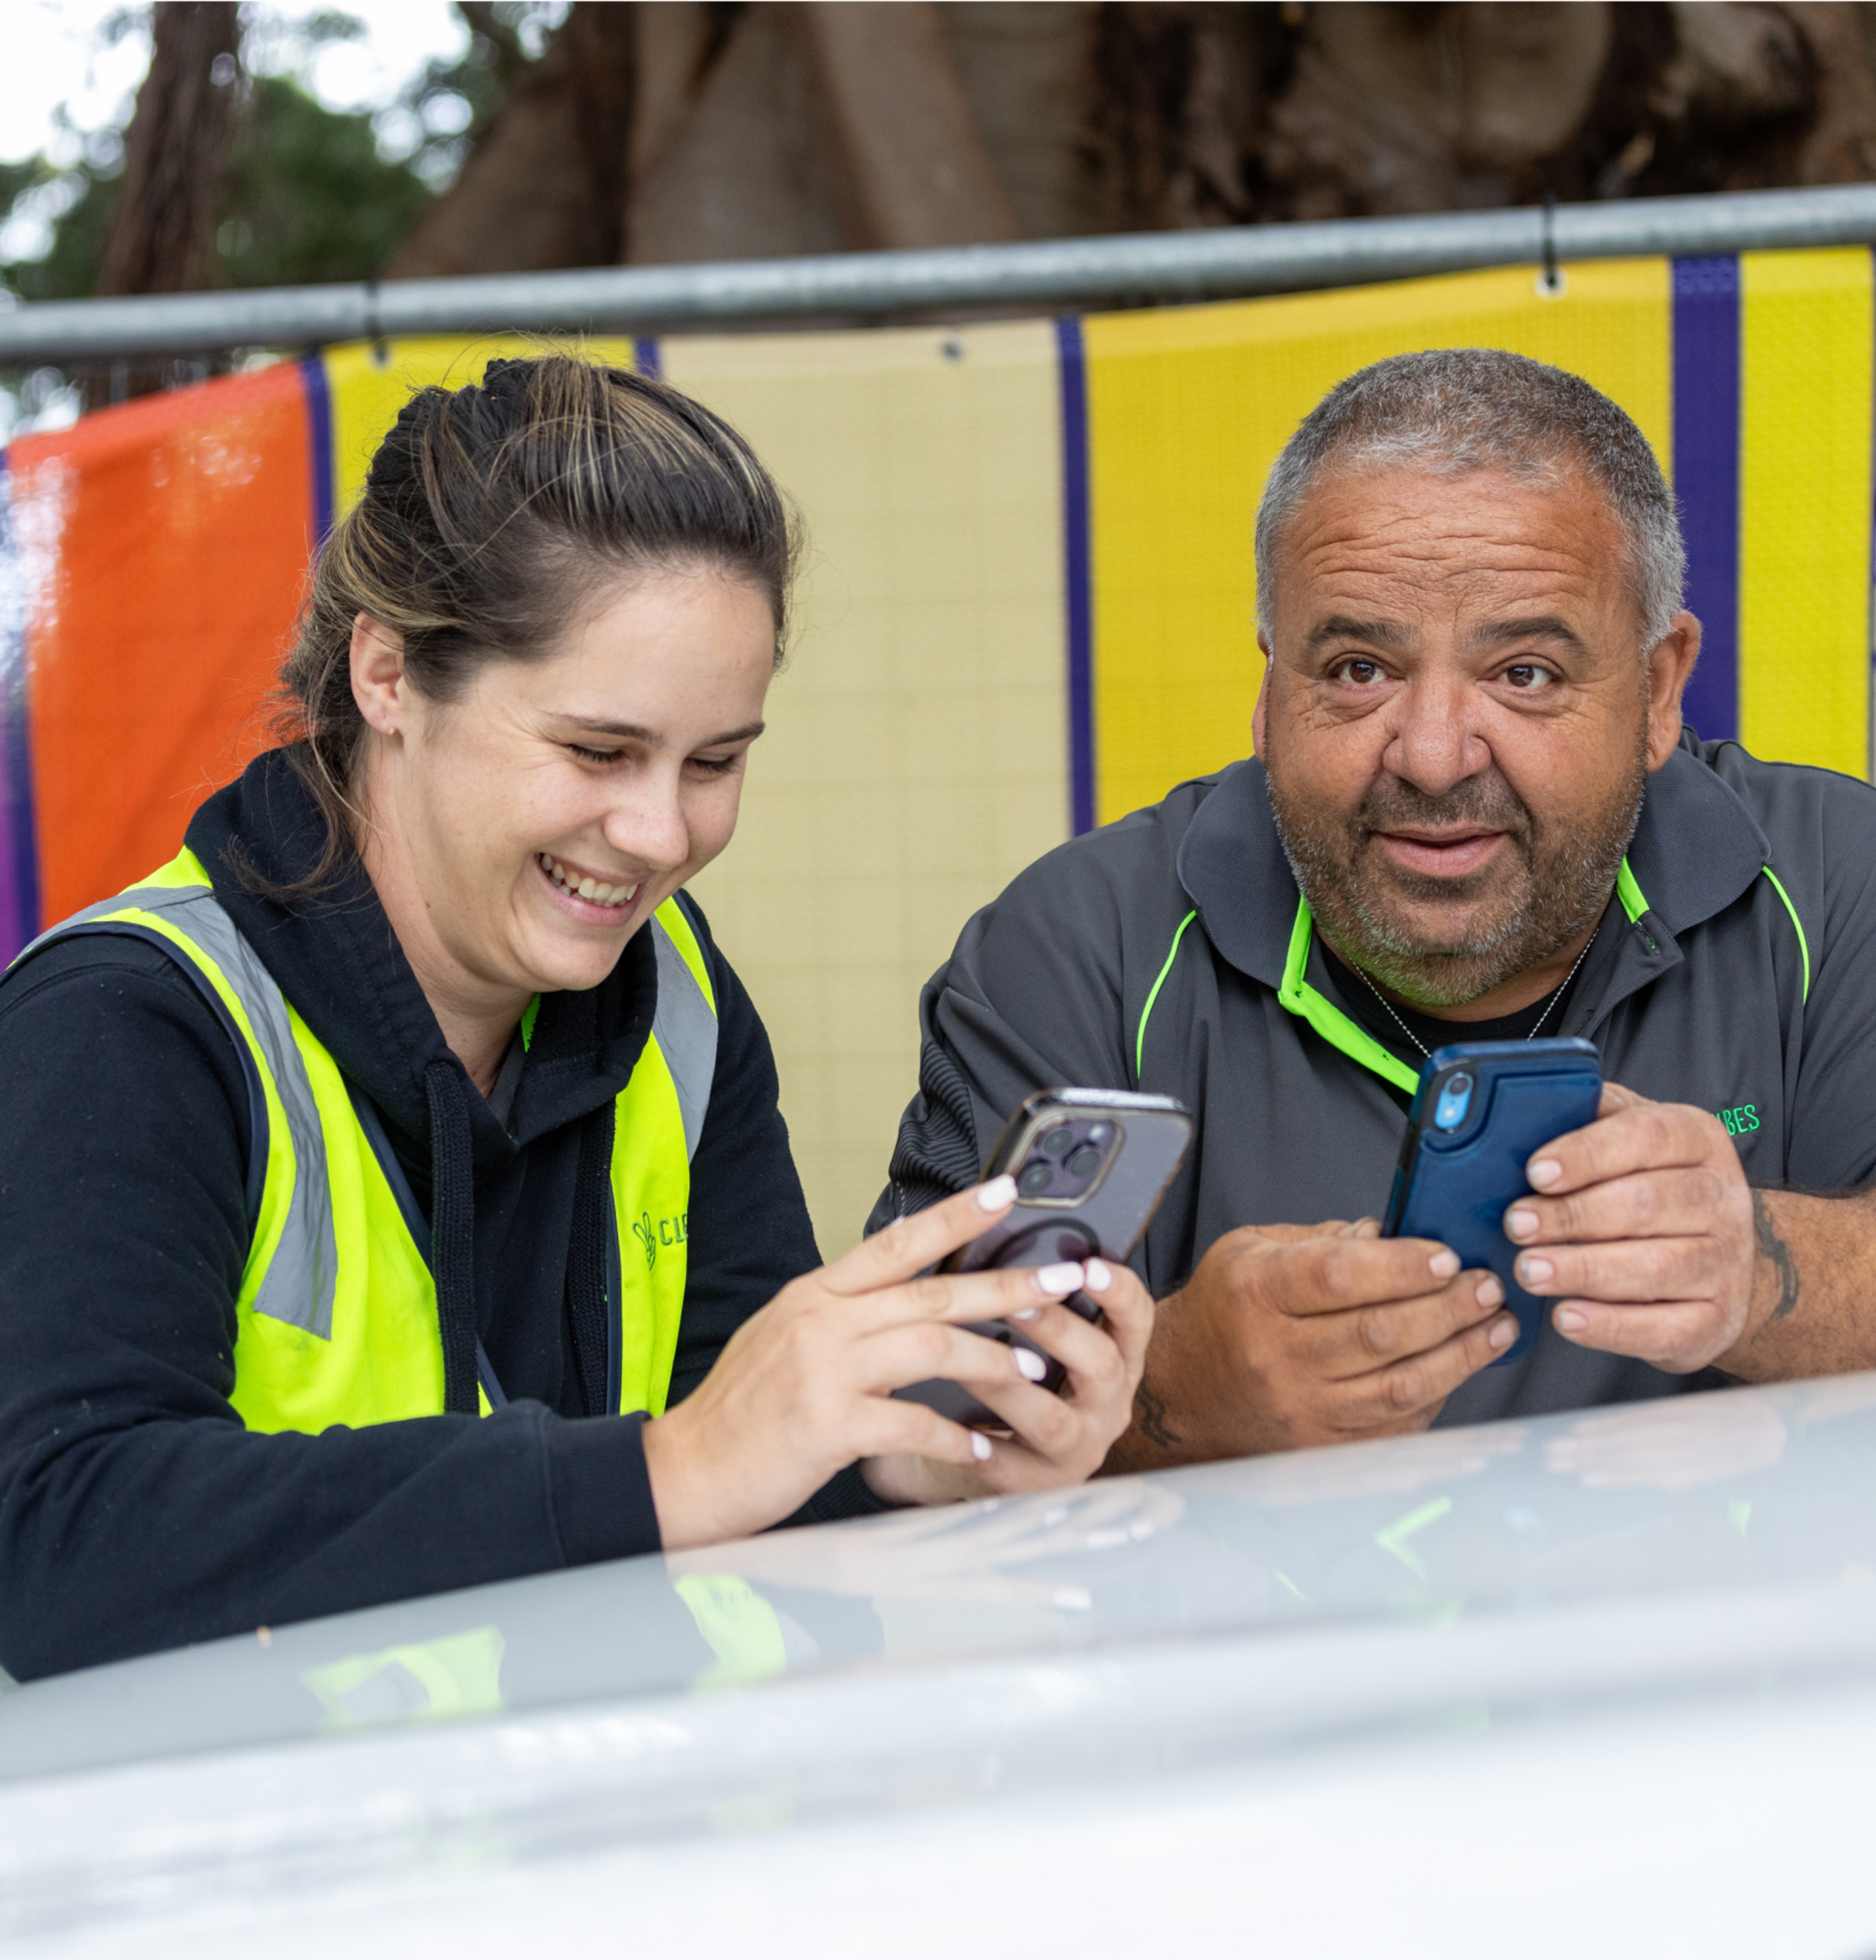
[874,346,1876,1463]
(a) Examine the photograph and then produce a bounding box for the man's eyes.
[1322,657,1559,690]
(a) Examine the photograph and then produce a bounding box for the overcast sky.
[0,1,488,166]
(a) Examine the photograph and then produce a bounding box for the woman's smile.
[536,848,644,919]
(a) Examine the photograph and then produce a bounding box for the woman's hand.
[858,1250,1154,1508]
[641,1178,1155,1551]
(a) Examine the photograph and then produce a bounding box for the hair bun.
[362,391,433,495]
[478,360,533,410]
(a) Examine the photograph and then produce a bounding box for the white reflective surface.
[7,1376,1876,1956]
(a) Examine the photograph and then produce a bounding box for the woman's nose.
[601,778,689,873]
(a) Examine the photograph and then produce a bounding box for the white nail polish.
[970,1432,993,1461]
[977,1175,1017,1211]
[1014,1347,1049,1381]
[1009,1306,1041,1322]
[1036,1261,1084,1293]
[1084,1258,1113,1291]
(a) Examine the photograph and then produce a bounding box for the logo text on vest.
[632,1211,690,1268]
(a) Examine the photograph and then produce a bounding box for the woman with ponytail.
[0,357,1152,1680]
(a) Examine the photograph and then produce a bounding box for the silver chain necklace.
[1348,936,1595,1060]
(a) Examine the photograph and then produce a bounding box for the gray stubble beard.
[1264,726,1647,1011]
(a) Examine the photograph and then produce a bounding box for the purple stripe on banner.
[634,337,662,379]
[0,455,40,962]
[1672,256,1741,743]
[299,355,336,545]
[1055,316,1095,835]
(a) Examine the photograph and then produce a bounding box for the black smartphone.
[1383,1038,1603,1364]
[894,1087,1193,1426]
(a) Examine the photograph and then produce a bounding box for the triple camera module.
[1013,1120,1116,1203]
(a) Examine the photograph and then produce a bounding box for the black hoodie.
[0,752,871,1681]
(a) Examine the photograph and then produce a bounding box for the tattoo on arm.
[1134,1380,1182,1450]
[1752,1189,1802,1330]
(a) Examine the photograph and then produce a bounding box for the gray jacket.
[872,733,1876,1422]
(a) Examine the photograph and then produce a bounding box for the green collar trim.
[519,994,541,1051]
[1135,909,1199,1082]
[1759,865,1811,1002]
[1616,857,1649,925]
[1275,851,1646,1097]
[1276,899,1422,1095]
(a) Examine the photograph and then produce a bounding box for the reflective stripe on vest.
[11,848,716,1429]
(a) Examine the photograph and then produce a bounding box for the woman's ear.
[350,614,409,737]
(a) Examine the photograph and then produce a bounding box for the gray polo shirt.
[873,732,1876,1422]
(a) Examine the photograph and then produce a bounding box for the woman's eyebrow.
[554,716,767,745]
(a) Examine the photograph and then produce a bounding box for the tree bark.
[626,3,847,265]
[382,3,1876,284]
[1265,3,1614,218]
[793,1,1023,247]
[95,2,242,296]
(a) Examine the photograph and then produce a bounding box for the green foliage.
[3,158,120,302]
[0,26,475,300]
[218,74,432,288]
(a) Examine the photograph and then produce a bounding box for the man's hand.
[1502,1082,1758,1372]
[1104,1222,1514,1471]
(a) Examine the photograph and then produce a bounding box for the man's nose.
[601,772,690,874]
[1382,675,1490,797]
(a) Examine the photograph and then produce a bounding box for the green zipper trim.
[1616,857,1649,925]
[1135,909,1199,1082]
[1277,898,1422,1094]
[1760,865,1811,1003]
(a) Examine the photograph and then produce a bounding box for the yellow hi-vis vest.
[12,847,716,1429]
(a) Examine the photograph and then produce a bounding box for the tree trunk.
[624,3,848,265]
[384,2,637,280]
[793,2,1023,247]
[95,1,242,297]
[384,2,1876,285]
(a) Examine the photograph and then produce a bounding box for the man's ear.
[1252,630,1272,755]
[1643,609,1702,771]
[350,614,409,738]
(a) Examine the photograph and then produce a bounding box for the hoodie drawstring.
[425,1057,481,1416]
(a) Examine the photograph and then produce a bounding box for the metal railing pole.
[0,184,1872,365]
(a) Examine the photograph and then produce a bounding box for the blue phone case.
[1382,1038,1603,1363]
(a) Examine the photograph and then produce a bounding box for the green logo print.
[629,1212,689,1270]
[1717,1103,1761,1137]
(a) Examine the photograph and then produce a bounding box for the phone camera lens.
[1039,1126,1075,1160]
[1066,1143,1103,1178]
[1017,1161,1055,1198]
[1432,1072,1475,1134]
